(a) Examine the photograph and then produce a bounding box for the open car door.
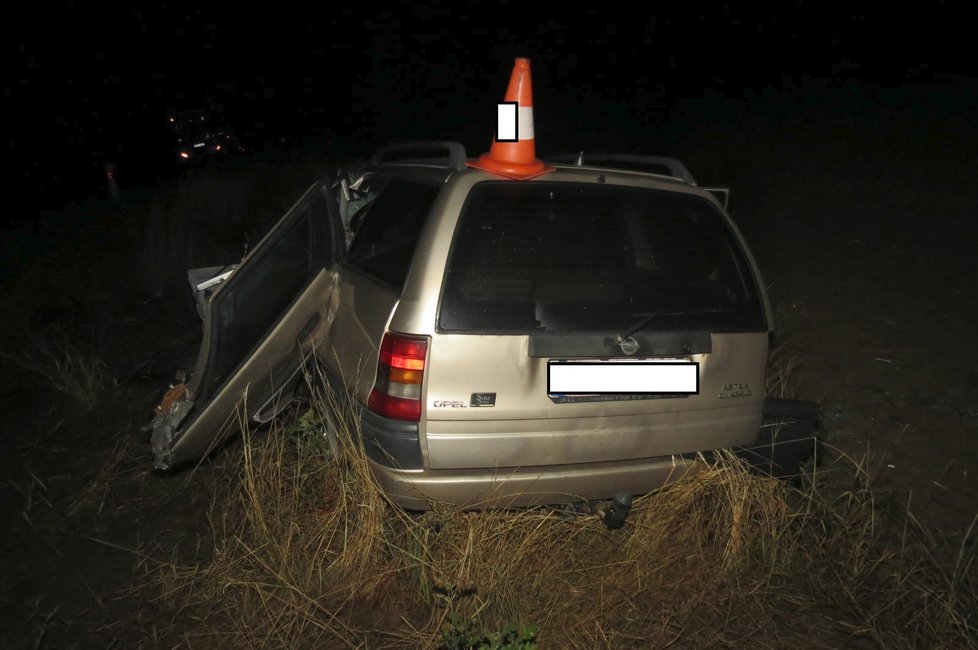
[149,178,345,470]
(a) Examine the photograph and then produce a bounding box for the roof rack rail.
[369,141,468,171]
[547,152,697,186]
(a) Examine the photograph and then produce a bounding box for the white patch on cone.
[497,103,518,141]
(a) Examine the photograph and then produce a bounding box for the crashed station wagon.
[148,58,817,513]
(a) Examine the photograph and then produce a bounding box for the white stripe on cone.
[518,106,534,140]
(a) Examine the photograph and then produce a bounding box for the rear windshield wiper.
[616,307,731,344]
[615,312,659,345]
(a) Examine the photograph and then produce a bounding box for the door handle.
[297,312,322,343]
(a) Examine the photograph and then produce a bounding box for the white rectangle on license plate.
[548,361,699,395]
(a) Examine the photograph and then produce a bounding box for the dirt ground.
[732,130,978,536]
[1,121,976,648]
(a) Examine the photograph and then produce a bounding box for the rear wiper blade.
[616,312,659,345]
[615,307,730,343]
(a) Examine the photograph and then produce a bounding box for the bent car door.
[150,179,345,470]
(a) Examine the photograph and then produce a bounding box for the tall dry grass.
[0,332,113,408]
[145,370,977,649]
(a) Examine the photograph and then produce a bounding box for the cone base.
[466,154,555,181]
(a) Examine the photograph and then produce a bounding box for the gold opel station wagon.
[147,59,819,516]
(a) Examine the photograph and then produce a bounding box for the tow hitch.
[595,492,633,529]
[559,492,634,529]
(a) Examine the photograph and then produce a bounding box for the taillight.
[368,332,428,421]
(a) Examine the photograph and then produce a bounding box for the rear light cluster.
[368,333,428,421]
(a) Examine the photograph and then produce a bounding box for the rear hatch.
[423,178,769,470]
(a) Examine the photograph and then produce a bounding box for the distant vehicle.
[168,108,243,165]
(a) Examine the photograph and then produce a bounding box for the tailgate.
[422,331,766,469]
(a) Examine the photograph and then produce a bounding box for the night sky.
[6,2,975,219]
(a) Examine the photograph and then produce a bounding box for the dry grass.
[1,333,113,408]
[765,341,800,400]
[765,305,803,401]
[142,374,977,649]
[67,435,135,517]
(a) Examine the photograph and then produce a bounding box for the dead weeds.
[139,381,977,649]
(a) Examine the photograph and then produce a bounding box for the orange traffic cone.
[467,58,554,180]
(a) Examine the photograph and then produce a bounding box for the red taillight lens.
[380,337,427,370]
[368,332,428,421]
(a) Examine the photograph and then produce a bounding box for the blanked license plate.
[548,360,699,395]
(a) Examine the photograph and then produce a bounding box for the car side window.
[201,187,329,403]
[346,179,440,290]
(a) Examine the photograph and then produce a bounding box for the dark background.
[5,2,975,223]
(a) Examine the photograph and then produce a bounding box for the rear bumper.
[367,453,705,510]
[360,408,423,469]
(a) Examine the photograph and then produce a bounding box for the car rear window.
[438,181,765,333]
[346,179,440,290]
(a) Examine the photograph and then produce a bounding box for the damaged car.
[148,58,819,514]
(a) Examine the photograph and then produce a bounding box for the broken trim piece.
[149,397,195,470]
[187,265,239,320]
